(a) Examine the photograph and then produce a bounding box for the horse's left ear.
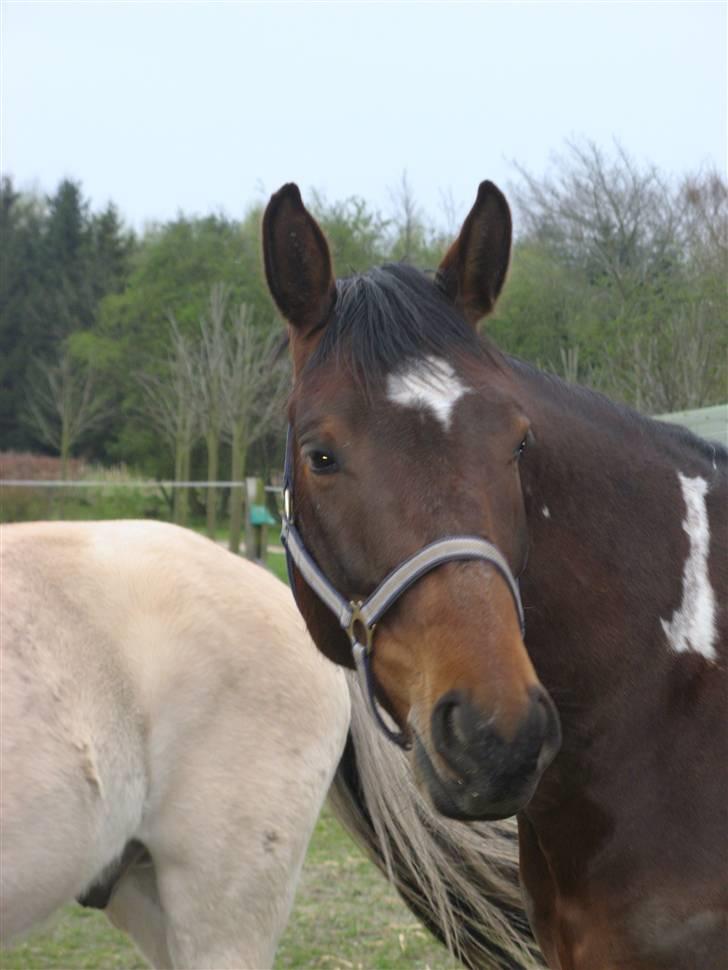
[262,183,336,368]
[436,181,512,326]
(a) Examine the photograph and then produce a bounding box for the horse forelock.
[304,263,501,394]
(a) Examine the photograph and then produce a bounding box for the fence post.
[244,477,260,560]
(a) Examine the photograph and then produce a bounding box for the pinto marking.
[387,356,469,431]
[660,473,717,662]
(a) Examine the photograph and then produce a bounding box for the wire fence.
[1,480,283,491]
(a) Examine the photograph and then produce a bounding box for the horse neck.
[509,359,725,740]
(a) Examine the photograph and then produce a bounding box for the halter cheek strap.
[281,429,525,749]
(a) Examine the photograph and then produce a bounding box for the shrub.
[0,452,168,523]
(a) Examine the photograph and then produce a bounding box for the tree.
[389,170,425,264]
[92,211,275,471]
[0,178,135,454]
[311,193,390,274]
[504,141,727,410]
[23,348,112,479]
[0,178,49,447]
[137,318,199,525]
[195,283,229,537]
[222,305,289,554]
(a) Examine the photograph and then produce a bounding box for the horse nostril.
[432,692,471,758]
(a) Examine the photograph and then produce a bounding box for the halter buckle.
[347,601,375,653]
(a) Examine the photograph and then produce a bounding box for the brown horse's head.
[263,182,560,820]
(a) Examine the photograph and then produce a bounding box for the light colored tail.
[329,674,545,970]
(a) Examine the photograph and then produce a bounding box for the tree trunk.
[205,428,219,538]
[228,422,246,554]
[173,438,184,523]
[59,416,70,515]
[179,440,191,526]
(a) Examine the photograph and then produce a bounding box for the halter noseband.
[281,430,525,749]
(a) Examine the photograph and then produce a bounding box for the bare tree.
[438,185,462,240]
[137,317,199,525]
[512,140,683,304]
[558,345,581,385]
[24,348,112,480]
[196,283,229,537]
[222,305,289,554]
[389,170,425,264]
[511,141,727,411]
[680,169,728,277]
[604,304,723,414]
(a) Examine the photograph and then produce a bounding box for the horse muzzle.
[414,685,561,821]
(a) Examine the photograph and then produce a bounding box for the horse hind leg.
[105,860,173,970]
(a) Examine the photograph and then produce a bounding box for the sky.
[1,0,726,231]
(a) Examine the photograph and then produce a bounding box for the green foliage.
[311,192,390,272]
[489,241,599,369]
[90,212,281,471]
[500,143,727,406]
[0,453,168,523]
[0,176,135,452]
[3,150,725,479]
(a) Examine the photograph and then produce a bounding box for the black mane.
[307,263,499,389]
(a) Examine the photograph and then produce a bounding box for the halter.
[281,429,525,749]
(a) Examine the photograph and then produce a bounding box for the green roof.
[654,404,728,449]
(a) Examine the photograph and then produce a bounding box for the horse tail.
[328,674,545,970]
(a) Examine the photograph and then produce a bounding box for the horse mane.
[306,263,503,393]
[330,675,546,970]
[508,355,728,473]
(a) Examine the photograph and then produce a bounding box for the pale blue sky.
[2,0,725,230]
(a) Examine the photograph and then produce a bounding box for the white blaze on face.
[660,473,717,662]
[386,356,470,430]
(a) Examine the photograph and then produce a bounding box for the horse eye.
[307,450,338,474]
[515,436,528,460]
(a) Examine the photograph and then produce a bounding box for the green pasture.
[1,809,460,970]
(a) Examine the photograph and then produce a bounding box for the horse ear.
[262,183,336,364]
[436,181,512,326]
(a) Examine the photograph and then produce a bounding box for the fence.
[0,476,283,562]
[3,402,725,555]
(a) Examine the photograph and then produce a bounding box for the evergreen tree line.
[1,142,725,504]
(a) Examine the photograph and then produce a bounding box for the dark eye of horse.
[515,435,528,461]
[307,450,338,474]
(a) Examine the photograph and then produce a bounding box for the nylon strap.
[280,427,525,749]
[282,519,525,636]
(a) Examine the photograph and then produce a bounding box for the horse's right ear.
[263,184,336,365]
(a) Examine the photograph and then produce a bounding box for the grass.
[0,905,146,969]
[1,809,460,970]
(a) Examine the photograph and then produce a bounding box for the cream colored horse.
[0,520,350,969]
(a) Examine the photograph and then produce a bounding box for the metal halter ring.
[346,601,375,653]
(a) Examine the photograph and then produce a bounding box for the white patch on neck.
[386,356,469,430]
[660,473,717,662]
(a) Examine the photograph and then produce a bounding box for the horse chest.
[521,801,728,970]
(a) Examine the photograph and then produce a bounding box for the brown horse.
[262,182,727,969]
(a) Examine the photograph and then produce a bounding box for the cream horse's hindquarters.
[0,521,350,969]
[1,538,148,942]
